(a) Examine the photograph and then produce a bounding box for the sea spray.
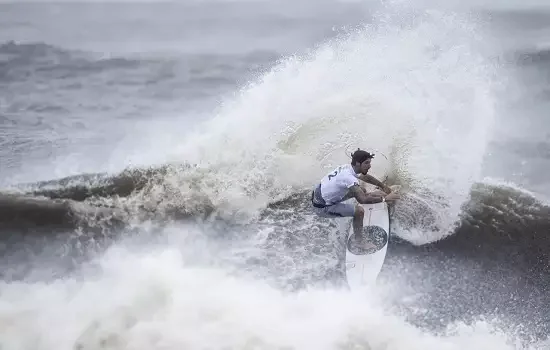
[144,8,498,243]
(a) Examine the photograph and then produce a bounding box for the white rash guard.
[318,164,359,205]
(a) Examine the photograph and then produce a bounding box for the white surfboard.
[344,195,393,288]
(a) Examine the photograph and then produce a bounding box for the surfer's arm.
[349,185,385,204]
[358,174,391,193]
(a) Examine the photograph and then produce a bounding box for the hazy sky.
[0,0,548,12]
[0,0,548,7]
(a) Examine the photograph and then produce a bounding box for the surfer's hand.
[384,192,400,201]
[382,185,392,194]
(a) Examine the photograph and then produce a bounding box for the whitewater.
[0,245,532,350]
[1,1,549,350]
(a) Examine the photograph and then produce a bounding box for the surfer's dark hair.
[351,149,374,165]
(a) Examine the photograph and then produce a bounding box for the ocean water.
[1,1,550,349]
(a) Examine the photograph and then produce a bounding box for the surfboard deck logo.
[347,225,388,255]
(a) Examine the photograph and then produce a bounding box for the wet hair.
[351,148,374,165]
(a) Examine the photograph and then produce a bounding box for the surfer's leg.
[352,205,364,237]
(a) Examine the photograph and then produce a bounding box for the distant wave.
[0,40,280,86]
[0,41,142,83]
[509,45,550,67]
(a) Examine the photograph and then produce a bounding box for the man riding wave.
[311,148,400,241]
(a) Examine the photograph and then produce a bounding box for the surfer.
[311,149,400,239]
